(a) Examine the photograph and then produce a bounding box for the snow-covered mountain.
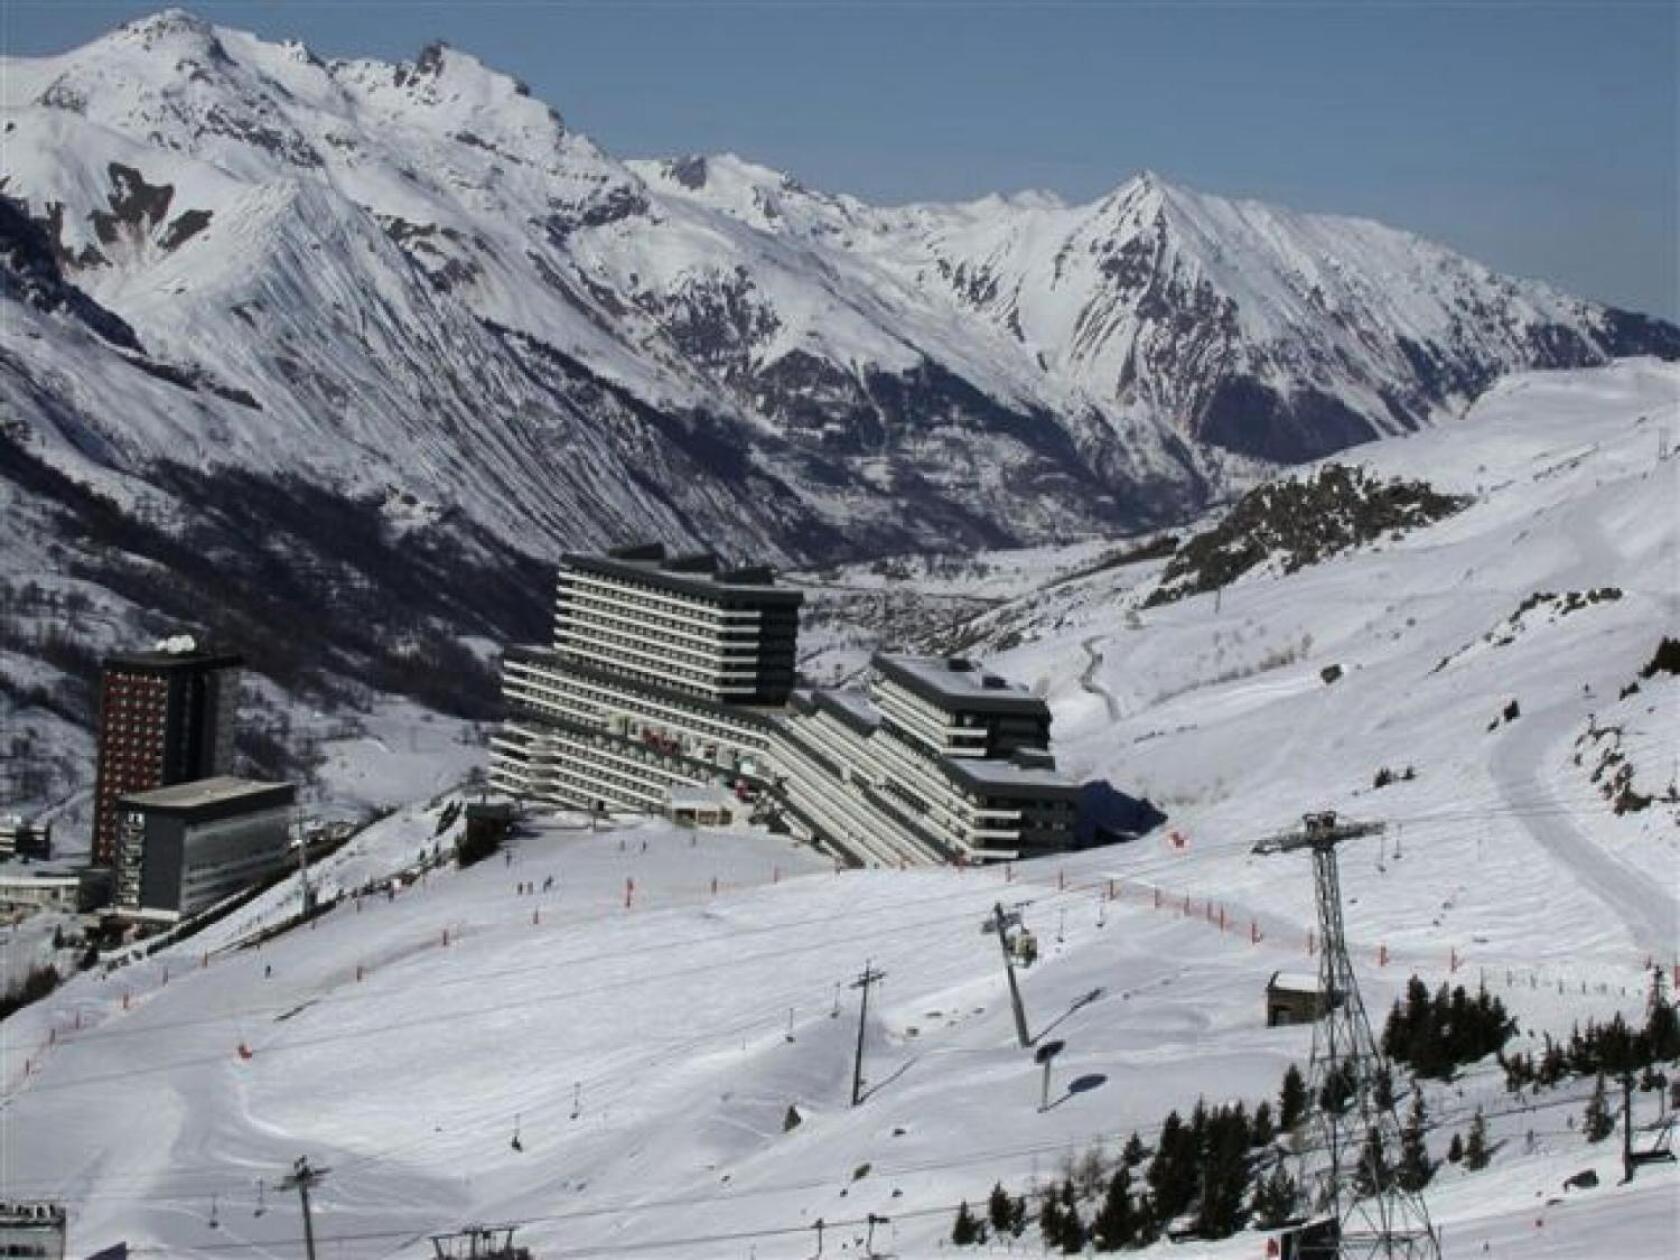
[4,8,1675,567]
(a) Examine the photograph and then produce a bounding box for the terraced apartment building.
[490,545,1080,866]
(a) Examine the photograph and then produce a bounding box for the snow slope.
[3,361,1677,1257]
[980,358,1678,972]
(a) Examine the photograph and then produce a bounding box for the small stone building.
[1266,970,1328,1027]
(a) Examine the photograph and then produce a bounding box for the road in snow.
[1079,635,1123,722]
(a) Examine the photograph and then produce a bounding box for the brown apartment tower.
[90,639,242,868]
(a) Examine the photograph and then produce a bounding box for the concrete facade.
[115,777,294,917]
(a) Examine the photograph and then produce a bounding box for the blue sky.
[5,1,1675,317]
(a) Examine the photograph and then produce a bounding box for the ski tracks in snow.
[1490,701,1678,957]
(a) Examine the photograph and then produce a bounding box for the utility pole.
[1253,811,1439,1260]
[277,1157,328,1260]
[1621,1070,1635,1183]
[1035,1038,1066,1112]
[990,902,1031,1048]
[851,960,886,1106]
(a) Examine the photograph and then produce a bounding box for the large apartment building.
[491,545,1081,866]
[90,639,241,868]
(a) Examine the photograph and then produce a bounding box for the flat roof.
[118,776,294,815]
[561,548,803,607]
[1268,971,1323,994]
[666,785,736,809]
[873,653,1049,717]
[814,688,882,736]
[946,757,1081,800]
[105,648,243,672]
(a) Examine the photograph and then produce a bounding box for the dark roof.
[104,649,243,674]
[813,688,883,737]
[944,757,1081,801]
[872,653,1049,717]
[562,547,802,606]
[118,776,295,820]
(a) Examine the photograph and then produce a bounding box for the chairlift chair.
[1630,1114,1676,1167]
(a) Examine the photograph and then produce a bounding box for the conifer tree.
[1252,1099,1276,1147]
[1056,1180,1087,1253]
[1251,1163,1299,1229]
[1147,1109,1196,1224]
[951,1200,983,1245]
[1195,1117,1250,1239]
[1464,1108,1490,1170]
[1446,1131,1464,1164]
[1373,1063,1396,1111]
[1584,1072,1615,1142]
[1090,1166,1138,1251]
[987,1181,1022,1238]
[1122,1130,1146,1168]
[1039,1192,1066,1250]
[1280,1063,1308,1131]
[1352,1127,1388,1197]
[1320,1060,1358,1114]
[1397,1091,1433,1190]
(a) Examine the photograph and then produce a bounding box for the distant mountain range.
[4,7,1675,569]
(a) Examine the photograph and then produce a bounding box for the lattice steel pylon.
[1254,812,1440,1260]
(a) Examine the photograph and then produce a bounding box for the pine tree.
[1464,1108,1490,1170]
[1373,1063,1396,1111]
[1122,1131,1146,1167]
[1196,1108,1249,1236]
[1251,1163,1299,1229]
[1320,1060,1358,1114]
[1252,1100,1276,1147]
[1397,1091,1433,1190]
[951,1200,983,1245]
[1008,1188,1028,1238]
[1584,1072,1615,1142]
[1090,1167,1137,1251]
[1147,1109,1196,1223]
[987,1181,1019,1238]
[1352,1127,1388,1197]
[1039,1192,1066,1250]
[1056,1180,1088,1253]
[1446,1131,1464,1164]
[1280,1063,1308,1131]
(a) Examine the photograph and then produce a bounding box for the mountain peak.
[108,7,229,61]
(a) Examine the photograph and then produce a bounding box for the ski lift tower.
[1252,811,1439,1260]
